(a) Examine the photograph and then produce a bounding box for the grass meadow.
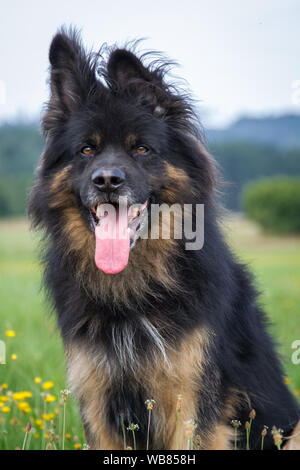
[0,215,299,450]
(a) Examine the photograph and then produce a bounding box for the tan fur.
[66,328,211,450]
[125,134,137,149]
[66,343,122,450]
[162,162,192,203]
[206,424,233,450]
[90,132,102,147]
[204,391,247,450]
[47,166,180,306]
[48,165,74,209]
[148,328,211,449]
[283,420,300,450]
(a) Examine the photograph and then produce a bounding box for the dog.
[29,27,300,450]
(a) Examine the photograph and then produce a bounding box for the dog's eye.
[80,146,95,157]
[136,145,150,155]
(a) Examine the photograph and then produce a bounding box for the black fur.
[29,27,299,450]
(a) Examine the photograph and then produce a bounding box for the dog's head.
[29,28,215,282]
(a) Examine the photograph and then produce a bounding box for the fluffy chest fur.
[65,328,224,450]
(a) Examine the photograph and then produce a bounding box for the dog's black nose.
[92,168,125,191]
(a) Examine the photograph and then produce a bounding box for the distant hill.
[207,114,300,149]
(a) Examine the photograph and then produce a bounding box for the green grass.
[222,214,300,390]
[0,216,299,450]
[0,219,84,449]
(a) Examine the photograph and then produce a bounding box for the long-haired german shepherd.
[29,27,299,450]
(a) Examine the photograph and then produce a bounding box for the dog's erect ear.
[106,49,167,116]
[45,29,98,131]
[106,49,191,123]
[107,49,153,86]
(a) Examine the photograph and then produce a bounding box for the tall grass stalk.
[195,435,201,450]
[261,427,267,450]
[22,422,31,450]
[184,419,196,451]
[60,390,70,450]
[245,421,250,450]
[127,424,139,451]
[246,410,256,450]
[26,431,32,450]
[231,420,241,450]
[176,395,183,450]
[42,398,46,450]
[132,429,137,450]
[145,399,155,451]
[62,401,66,450]
[22,431,29,451]
[146,408,152,451]
[272,426,283,450]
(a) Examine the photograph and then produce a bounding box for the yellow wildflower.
[44,395,56,403]
[41,413,55,421]
[11,354,17,360]
[5,330,16,338]
[284,377,292,385]
[0,403,3,408]
[0,396,8,402]
[17,402,31,413]
[1,384,8,389]
[2,406,11,413]
[43,381,54,390]
[54,408,59,415]
[12,392,25,401]
[34,377,42,384]
[34,433,39,439]
[66,433,71,439]
[74,443,82,449]
[35,419,43,429]
[18,401,29,410]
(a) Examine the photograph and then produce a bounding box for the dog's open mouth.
[89,200,148,274]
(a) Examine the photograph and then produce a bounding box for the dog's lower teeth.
[129,207,140,219]
[96,205,102,219]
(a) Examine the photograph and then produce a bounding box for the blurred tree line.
[210,141,300,210]
[0,124,43,216]
[244,177,300,234]
[0,122,300,216]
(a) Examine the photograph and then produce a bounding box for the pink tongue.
[95,209,130,274]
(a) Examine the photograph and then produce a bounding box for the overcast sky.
[0,0,299,127]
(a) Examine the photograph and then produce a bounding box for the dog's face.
[30,29,214,278]
[56,92,170,273]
